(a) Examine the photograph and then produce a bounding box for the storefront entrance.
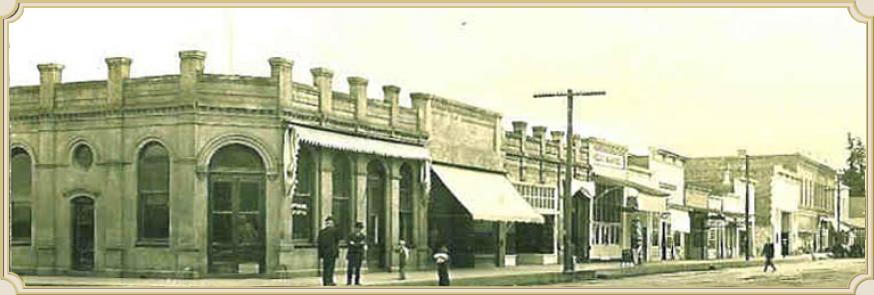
[207,144,266,274]
[71,196,95,271]
[366,161,388,270]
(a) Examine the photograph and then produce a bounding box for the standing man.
[317,216,339,286]
[631,217,643,265]
[346,222,366,286]
[762,237,777,272]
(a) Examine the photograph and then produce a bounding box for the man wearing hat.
[317,216,340,286]
[346,222,367,285]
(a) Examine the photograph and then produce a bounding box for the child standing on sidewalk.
[433,245,451,286]
[396,240,410,280]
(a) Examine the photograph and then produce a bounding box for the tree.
[842,133,866,197]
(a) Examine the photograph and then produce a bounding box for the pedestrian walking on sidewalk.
[317,216,340,286]
[631,217,643,265]
[434,245,451,286]
[396,240,410,280]
[762,238,777,272]
[346,222,366,286]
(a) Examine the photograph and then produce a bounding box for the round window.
[73,144,93,170]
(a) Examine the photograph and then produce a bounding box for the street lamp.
[533,89,606,274]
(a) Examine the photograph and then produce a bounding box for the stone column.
[311,68,334,116]
[415,162,431,269]
[388,161,402,271]
[512,121,528,181]
[269,57,294,110]
[532,126,547,183]
[35,123,57,274]
[178,50,206,103]
[175,122,201,275]
[37,63,64,111]
[105,57,131,108]
[409,93,433,134]
[349,76,369,121]
[384,85,401,128]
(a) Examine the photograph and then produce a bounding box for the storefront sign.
[592,150,625,169]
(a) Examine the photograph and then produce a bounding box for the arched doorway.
[70,196,95,271]
[366,160,387,270]
[207,144,266,274]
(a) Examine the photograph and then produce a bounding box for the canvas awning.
[432,164,544,224]
[592,173,670,197]
[843,218,866,230]
[289,124,430,160]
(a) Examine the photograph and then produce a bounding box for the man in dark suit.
[346,222,366,285]
[762,237,777,272]
[317,216,339,286]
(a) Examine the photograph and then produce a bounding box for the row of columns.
[278,147,428,271]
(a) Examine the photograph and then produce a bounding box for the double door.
[208,174,265,274]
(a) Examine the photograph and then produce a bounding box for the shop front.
[428,163,544,268]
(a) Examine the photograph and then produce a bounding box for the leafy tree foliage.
[842,133,866,197]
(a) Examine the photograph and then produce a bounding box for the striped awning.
[289,124,430,160]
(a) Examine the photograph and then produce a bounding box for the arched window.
[292,148,315,241]
[137,142,170,245]
[399,163,414,245]
[11,148,32,245]
[332,155,352,242]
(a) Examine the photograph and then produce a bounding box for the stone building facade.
[8,51,452,278]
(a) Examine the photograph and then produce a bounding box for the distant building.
[686,152,839,257]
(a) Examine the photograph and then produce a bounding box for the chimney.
[550,130,565,143]
[37,63,64,110]
[532,126,547,139]
[409,92,433,134]
[383,85,401,127]
[511,121,528,136]
[269,57,294,109]
[179,50,206,101]
[348,76,369,121]
[105,57,132,108]
[311,67,334,115]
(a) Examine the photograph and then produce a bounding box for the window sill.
[135,240,170,248]
[11,241,31,247]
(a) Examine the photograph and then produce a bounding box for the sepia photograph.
[1,1,872,294]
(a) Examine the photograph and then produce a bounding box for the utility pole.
[533,89,606,273]
[836,173,842,234]
[745,154,751,261]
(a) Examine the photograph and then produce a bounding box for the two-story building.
[686,152,838,258]
[8,51,544,278]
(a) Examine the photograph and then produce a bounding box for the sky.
[8,7,867,168]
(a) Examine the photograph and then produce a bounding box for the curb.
[596,256,818,280]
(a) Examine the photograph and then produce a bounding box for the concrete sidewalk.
[20,255,821,288]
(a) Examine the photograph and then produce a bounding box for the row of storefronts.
[8,51,852,278]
